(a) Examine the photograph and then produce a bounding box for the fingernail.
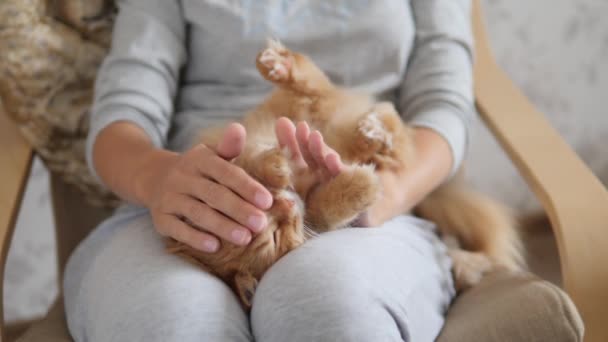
[232,229,251,244]
[202,239,219,253]
[255,191,273,209]
[248,215,267,232]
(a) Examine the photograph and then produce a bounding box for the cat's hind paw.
[355,104,411,170]
[257,39,292,82]
[357,112,393,151]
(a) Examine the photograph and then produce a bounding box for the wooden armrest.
[473,1,608,341]
[0,110,34,342]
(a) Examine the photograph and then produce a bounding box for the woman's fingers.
[325,152,343,176]
[149,122,279,253]
[296,121,318,169]
[308,130,327,167]
[206,121,274,211]
[216,122,247,160]
[181,174,267,233]
[156,214,221,253]
[294,121,345,178]
[275,117,304,165]
[169,194,254,246]
[194,149,273,211]
[309,130,345,178]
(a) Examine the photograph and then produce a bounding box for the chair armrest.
[0,110,34,341]
[473,1,608,341]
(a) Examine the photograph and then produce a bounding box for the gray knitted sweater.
[87,0,475,180]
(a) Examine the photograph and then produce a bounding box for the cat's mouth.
[265,188,305,247]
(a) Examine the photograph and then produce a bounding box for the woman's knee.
[72,265,252,342]
[250,230,406,341]
[141,272,251,340]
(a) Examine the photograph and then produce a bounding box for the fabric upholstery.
[437,271,584,341]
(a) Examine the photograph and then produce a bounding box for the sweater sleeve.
[86,0,186,184]
[399,0,475,177]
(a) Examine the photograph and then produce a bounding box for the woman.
[64,0,474,341]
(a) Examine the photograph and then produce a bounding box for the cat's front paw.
[340,165,380,215]
[257,39,293,82]
[306,164,380,231]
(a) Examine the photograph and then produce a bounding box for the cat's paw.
[449,249,493,291]
[357,103,413,170]
[254,148,292,189]
[257,39,292,82]
[306,164,380,231]
[341,165,380,214]
[357,112,393,154]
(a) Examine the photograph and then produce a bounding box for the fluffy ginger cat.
[167,40,524,309]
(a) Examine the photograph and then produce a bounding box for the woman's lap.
[64,208,454,342]
[63,206,252,342]
[252,216,455,342]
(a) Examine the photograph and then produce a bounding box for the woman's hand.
[137,123,274,253]
[357,127,454,227]
[274,117,344,181]
[274,120,452,228]
[355,169,410,227]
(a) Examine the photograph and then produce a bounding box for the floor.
[4,0,607,325]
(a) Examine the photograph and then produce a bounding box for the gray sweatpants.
[63,205,455,342]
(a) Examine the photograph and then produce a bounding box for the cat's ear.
[234,272,258,310]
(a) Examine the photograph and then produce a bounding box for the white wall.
[466,0,608,213]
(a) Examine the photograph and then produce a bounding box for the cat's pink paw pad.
[259,40,291,81]
[357,112,393,149]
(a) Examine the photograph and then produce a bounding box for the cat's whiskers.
[302,220,319,239]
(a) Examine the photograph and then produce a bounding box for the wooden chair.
[1,1,606,341]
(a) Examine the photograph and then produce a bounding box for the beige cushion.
[17,271,582,342]
[437,271,584,342]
